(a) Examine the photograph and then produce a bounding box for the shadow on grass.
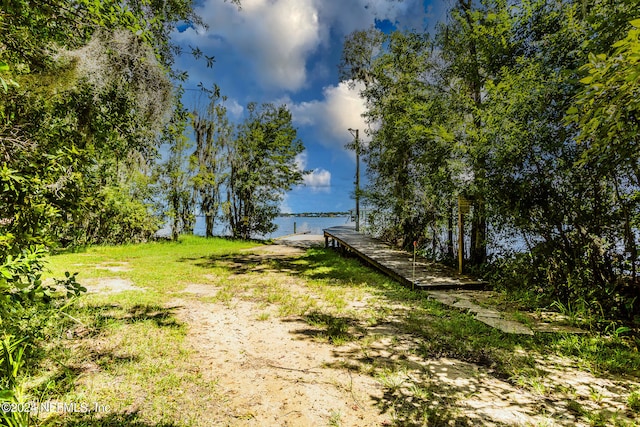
[182,248,530,358]
[122,304,183,328]
[30,347,141,400]
[51,245,90,255]
[31,304,183,398]
[372,386,475,427]
[176,246,638,426]
[45,410,180,427]
[285,310,364,344]
[321,336,547,426]
[178,253,265,275]
[82,303,184,330]
[181,247,399,287]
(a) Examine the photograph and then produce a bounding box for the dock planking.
[323,226,485,291]
[322,226,547,334]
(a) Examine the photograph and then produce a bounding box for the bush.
[1,246,85,340]
[0,335,30,427]
[59,185,162,247]
[0,243,86,427]
[488,236,638,325]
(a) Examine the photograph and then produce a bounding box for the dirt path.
[168,243,387,426]
[162,244,638,427]
[175,298,389,426]
[78,243,638,426]
[172,299,633,426]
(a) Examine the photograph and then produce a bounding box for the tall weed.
[0,336,30,427]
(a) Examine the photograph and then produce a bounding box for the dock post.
[458,207,464,274]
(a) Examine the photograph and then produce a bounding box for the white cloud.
[304,168,331,192]
[289,80,369,151]
[295,151,331,192]
[183,0,321,91]
[174,0,430,93]
[296,151,331,192]
[279,193,293,214]
[310,0,429,39]
[225,98,244,118]
[295,151,308,171]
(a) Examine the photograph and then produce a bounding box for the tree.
[568,16,640,312]
[0,0,216,345]
[360,31,457,251]
[571,18,640,181]
[156,90,196,241]
[0,0,202,250]
[356,0,518,261]
[436,0,523,266]
[191,85,233,237]
[460,0,639,317]
[339,0,640,318]
[339,26,385,89]
[226,103,304,239]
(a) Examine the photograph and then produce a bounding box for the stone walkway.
[426,290,534,335]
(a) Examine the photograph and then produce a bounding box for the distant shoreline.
[191,212,352,218]
[278,212,350,218]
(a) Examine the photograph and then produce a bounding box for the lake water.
[192,215,355,239]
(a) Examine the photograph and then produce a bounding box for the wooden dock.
[323,226,484,290]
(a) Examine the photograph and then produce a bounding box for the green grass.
[32,236,258,426]
[21,236,640,426]
[327,409,342,427]
[46,235,258,295]
[629,389,640,413]
[303,311,359,345]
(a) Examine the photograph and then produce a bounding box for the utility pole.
[348,128,360,232]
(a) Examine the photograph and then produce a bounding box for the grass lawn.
[11,236,639,426]
[32,236,259,426]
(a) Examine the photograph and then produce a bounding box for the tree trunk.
[205,213,214,238]
[459,0,487,267]
[613,173,638,289]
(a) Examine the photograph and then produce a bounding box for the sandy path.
[175,298,390,426]
[137,243,638,426]
[172,295,636,426]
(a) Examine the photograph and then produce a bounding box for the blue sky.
[171,0,447,213]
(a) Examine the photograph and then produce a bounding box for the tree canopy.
[342,0,640,319]
[0,0,223,347]
[227,103,305,239]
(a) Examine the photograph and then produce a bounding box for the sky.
[171,0,449,213]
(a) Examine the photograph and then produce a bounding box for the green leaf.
[630,18,640,28]
[626,71,639,82]
[0,389,14,400]
[0,62,9,72]
[579,76,594,84]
